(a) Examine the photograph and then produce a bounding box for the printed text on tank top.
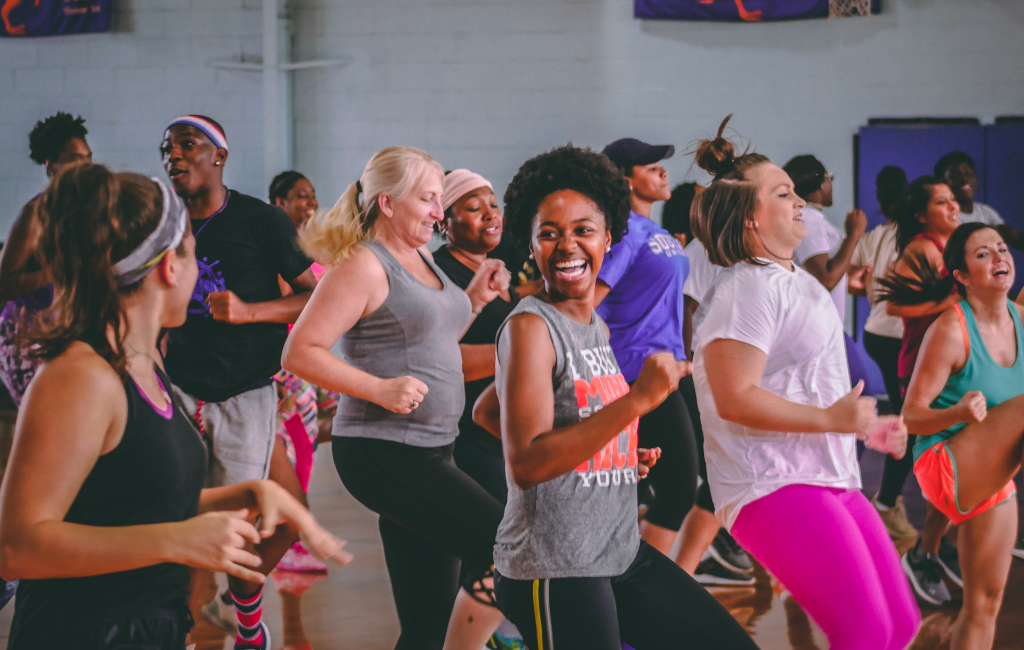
[567,343,640,488]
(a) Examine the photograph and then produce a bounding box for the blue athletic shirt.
[596,211,689,382]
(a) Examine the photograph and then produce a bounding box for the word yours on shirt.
[569,344,639,487]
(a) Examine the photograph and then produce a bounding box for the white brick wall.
[2,0,1024,233]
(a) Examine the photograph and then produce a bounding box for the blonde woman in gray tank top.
[472,146,759,650]
[283,147,513,650]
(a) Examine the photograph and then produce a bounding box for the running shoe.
[235,621,271,650]
[201,590,238,634]
[694,557,756,586]
[873,495,919,541]
[937,538,962,588]
[276,541,329,574]
[708,528,754,573]
[902,543,951,606]
[1012,535,1024,560]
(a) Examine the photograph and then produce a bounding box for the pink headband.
[165,115,228,151]
[442,169,493,211]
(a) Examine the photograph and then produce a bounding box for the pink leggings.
[731,485,920,650]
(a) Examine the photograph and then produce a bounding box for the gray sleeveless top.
[333,240,471,447]
[493,296,641,579]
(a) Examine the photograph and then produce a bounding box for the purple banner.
[1,0,111,37]
[635,0,880,22]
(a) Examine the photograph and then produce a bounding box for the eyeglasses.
[824,172,835,183]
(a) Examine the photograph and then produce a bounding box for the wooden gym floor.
[0,442,1020,649]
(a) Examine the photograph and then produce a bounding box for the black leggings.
[863,332,917,508]
[334,437,504,650]
[494,542,759,650]
[679,374,715,513]
[634,383,700,530]
[453,426,508,504]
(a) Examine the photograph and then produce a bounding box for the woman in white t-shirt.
[689,120,920,650]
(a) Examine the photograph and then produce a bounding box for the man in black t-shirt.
[160,115,315,650]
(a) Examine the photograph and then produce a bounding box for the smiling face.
[160,125,226,198]
[745,163,807,260]
[919,183,960,238]
[379,168,444,248]
[446,186,502,255]
[955,227,1014,296]
[530,189,611,301]
[276,178,319,229]
[943,161,978,212]
[627,162,671,203]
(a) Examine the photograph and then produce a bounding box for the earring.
[214,161,222,166]
[528,251,534,260]
[605,245,611,252]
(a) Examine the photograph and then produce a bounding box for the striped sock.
[231,586,264,647]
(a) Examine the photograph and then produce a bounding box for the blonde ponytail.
[301,146,443,264]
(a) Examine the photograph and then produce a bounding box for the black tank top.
[9,365,207,644]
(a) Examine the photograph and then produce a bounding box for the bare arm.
[499,313,684,490]
[207,268,317,325]
[0,353,263,582]
[683,295,699,359]
[461,343,496,382]
[472,381,501,439]
[902,309,980,437]
[702,338,875,435]
[0,200,51,304]
[802,242,858,292]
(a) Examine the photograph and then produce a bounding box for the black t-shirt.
[9,366,207,645]
[165,190,312,402]
[433,236,527,450]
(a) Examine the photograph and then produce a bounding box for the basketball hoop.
[829,0,873,18]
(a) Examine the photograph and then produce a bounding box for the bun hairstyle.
[876,222,996,307]
[690,115,770,267]
[301,146,443,264]
[28,164,177,378]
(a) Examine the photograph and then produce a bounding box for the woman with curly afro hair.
[0,112,92,406]
[472,145,758,650]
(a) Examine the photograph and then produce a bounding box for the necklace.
[192,190,230,238]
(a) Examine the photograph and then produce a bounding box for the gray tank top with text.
[494,296,641,579]
[333,240,471,447]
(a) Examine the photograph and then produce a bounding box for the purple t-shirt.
[597,212,689,382]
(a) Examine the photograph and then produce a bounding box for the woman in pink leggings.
[688,118,921,650]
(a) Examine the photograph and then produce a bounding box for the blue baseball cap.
[602,138,675,171]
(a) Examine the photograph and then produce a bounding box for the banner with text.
[635,0,881,22]
[1,0,111,37]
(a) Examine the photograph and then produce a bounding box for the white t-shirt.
[959,202,1004,226]
[794,206,847,323]
[682,240,721,351]
[693,261,861,531]
[850,222,903,339]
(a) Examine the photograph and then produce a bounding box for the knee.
[964,584,1006,621]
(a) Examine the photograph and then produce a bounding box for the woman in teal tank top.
[902,223,1024,650]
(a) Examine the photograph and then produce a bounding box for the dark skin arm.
[207,267,317,324]
[683,295,699,359]
[0,199,52,304]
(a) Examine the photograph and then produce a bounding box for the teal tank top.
[913,299,1024,460]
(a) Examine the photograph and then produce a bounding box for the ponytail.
[301,146,443,264]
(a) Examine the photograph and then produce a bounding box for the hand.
[638,447,661,479]
[956,390,987,423]
[630,353,692,415]
[374,375,428,414]
[864,416,908,460]
[250,482,354,567]
[171,509,265,583]
[848,265,873,294]
[826,380,878,437]
[207,290,253,324]
[845,209,868,239]
[465,259,510,312]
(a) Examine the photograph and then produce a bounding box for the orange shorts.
[914,440,1017,525]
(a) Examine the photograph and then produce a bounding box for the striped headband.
[112,178,189,287]
[442,169,493,211]
[165,115,228,151]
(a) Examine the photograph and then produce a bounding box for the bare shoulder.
[329,245,387,286]
[29,343,124,402]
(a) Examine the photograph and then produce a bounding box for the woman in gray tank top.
[473,146,760,650]
[283,147,513,650]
